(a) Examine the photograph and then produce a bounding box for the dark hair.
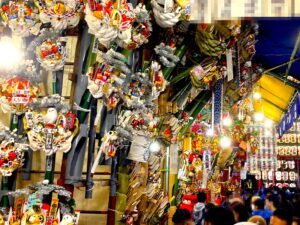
[197,191,207,203]
[266,194,280,208]
[205,202,216,212]
[254,199,265,210]
[172,209,191,223]
[273,208,293,225]
[204,207,235,225]
[230,202,250,222]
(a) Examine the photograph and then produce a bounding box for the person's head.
[204,207,235,225]
[225,191,233,201]
[292,217,300,225]
[197,191,207,203]
[230,202,250,223]
[248,215,267,225]
[266,194,280,211]
[264,188,274,198]
[252,199,265,211]
[270,208,293,225]
[205,203,216,212]
[172,208,192,225]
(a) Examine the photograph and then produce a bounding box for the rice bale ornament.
[23,95,79,156]
[35,0,83,30]
[0,124,27,176]
[85,0,135,47]
[0,76,40,115]
[0,0,41,37]
[36,37,67,71]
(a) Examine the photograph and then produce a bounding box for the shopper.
[193,191,206,225]
[265,194,280,212]
[248,215,267,225]
[252,198,272,223]
[172,208,195,225]
[270,208,293,225]
[230,202,250,223]
[204,207,235,225]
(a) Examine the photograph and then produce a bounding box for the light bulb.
[254,112,264,122]
[253,92,261,100]
[220,136,232,149]
[149,141,161,153]
[0,37,23,70]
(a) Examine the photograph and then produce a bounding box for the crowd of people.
[172,186,300,225]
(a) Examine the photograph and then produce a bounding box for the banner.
[278,93,300,138]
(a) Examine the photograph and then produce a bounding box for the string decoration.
[151,0,190,28]
[0,0,41,37]
[154,43,179,67]
[35,0,83,30]
[0,123,27,176]
[23,94,79,155]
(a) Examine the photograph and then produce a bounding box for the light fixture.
[264,119,273,128]
[149,141,161,153]
[206,128,214,137]
[254,112,264,122]
[0,37,23,70]
[222,113,232,127]
[220,136,232,149]
[253,91,261,100]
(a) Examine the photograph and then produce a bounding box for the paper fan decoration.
[36,37,67,71]
[0,76,40,115]
[23,95,79,155]
[0,124,27,176]
[0,0,41,37]
[85,0,135,47]
[35,0,83,30]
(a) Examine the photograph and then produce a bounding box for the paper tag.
[92,38,99,54]
[226,49,233,81]
[170,143,178,174]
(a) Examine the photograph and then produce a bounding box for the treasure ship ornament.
[23,95,79,156]
[0,0,41,37]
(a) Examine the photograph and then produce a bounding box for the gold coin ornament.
[35,0,83,30]
[0,0,41,37]
[23,95,79,156]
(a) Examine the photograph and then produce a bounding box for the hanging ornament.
[35,36,67,71]
[0,0,41,37]
[0,76,40,115]
[151,0,190,28]
[23,95,79,156]
[35,0,83,30]
[154,43,179,67]
[85,0,135,47]
[0,124,27,176]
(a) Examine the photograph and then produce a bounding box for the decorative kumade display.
[0,76,40,115]
[117,4,152,49]
[85,0,135,47]
[23,95,79,155]
[8,180,79,225]
[87,49,167,109]
[151,0,190,28]
[0,124,27,176]
[36,37,67,71]
[0,0,41,37]
[35,0,83,30]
